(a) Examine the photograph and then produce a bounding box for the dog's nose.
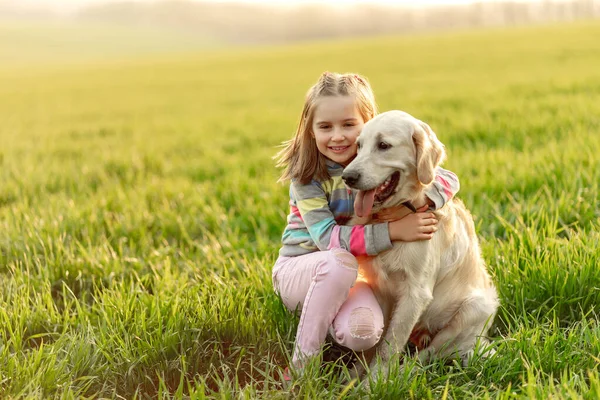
[342,171,360,186]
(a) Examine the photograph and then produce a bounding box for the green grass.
[1,20,600,399]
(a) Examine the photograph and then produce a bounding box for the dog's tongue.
[354,189,376,218]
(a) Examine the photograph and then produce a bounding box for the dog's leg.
[419,298,497,366]
[419,326,495,367]
[417,322,463,364]
[369,285,433,378]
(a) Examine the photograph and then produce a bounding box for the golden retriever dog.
[341,110,499,379]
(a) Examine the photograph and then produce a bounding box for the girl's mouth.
[329,146,350,153]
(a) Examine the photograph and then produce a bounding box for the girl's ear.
[412,121,446,185]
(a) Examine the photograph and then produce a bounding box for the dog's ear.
[413,121,446,185]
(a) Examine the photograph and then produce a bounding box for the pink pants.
[272,248,384,367]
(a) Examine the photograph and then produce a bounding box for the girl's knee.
[329,248,358,270]
[319,249,358,290]
[331,306,384,352]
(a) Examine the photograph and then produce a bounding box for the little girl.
[272,72,459,376]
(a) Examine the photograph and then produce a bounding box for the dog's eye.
[356,142,361,150]
[378,142,391,150]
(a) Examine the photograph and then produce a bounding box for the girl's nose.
[331,128,345,141]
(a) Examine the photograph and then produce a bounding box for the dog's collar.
[371,201,417,222]
[402,201,417,213]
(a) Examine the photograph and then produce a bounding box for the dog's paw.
[417,347,434,364]
[348,362,366,380]
[460,350,474,367]
[367,362,390,385]
[461,339,497,366]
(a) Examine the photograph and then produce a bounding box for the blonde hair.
[275,71,378,184]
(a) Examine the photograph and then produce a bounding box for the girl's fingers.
[419,225,437,233]
[418,232,435,240]
[420,217,438,226]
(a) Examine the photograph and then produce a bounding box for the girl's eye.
[344,123,355,127]
[319,125,331,130]
[378,142,391,150]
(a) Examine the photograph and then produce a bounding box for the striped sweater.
[279,159,460,257]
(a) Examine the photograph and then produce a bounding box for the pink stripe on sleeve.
[349,225,367,255]
[290,205,303,220]
[436,175,453,199]
[328,225,341,250]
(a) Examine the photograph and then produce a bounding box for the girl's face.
[312,95,365,166]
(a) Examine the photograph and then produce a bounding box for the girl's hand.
[388,211,438,242]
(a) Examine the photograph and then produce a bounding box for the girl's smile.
[329,145,351,153]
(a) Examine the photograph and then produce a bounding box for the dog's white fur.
[343,110,499,378]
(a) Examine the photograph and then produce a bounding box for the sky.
[9,0,495,10]
[4,0,551,15]
[14,0,481,4]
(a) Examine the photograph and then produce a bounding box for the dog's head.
[342,110,446,217]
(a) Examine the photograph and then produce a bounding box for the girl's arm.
[425,167,460,210]
[291,180,392,257]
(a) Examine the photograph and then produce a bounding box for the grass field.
[1,20,600,399]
